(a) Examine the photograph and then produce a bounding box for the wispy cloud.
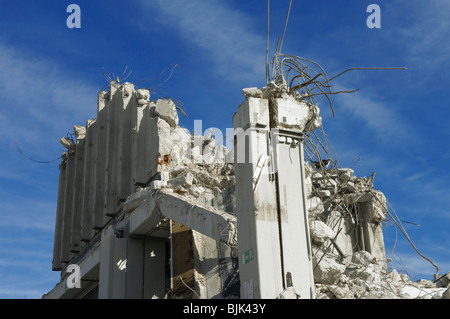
[387,249,450,280]
[0,41,98,154]
[0,189,56,233]
[333,87,414,145]
[391,0,450,67]
[137,0,266,84]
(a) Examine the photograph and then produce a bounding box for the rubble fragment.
[309,220,335,244]
[313,255,346,285]
[155,98,179,128]
[59,137,75,151]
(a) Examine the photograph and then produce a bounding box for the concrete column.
[98,226,114,299]
[192,231,223,299]
[125,237,145,299]
[98,226,127,299]
[233,97,283,299]
[98,226,167,299]
[233,96,315,299]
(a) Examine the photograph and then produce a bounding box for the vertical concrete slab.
[192,231,222,299]
[147,117,172,183]
[70,136,86,253]
[275,135,315,299]
[119,83,135,200]
[104,84,123,217]
[93,91,109,229]
[60,151,76,263]
[233,97,284,299]
[133,101,152,186]
[359,199,387,264]
[81,119,97,242]
[52,157,67,270]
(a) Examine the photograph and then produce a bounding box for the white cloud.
[0,41,98,154]
[138,0,266,84]
[388,0,450,68]
[332,86,414,145]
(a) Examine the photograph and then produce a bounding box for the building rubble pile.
[138,95,236,217]
[132,93,239,298]
[147,87,450,299]
[304,163,450,299]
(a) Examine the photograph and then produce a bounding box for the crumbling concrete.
[48,79,446,300]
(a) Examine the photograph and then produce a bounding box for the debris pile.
[314,250,450,299]
[133,92,239,299]
[140,95,236,216]
[304,162,450,299]
[49,79,445,299]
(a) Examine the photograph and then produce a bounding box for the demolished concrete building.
[43,80,450,299]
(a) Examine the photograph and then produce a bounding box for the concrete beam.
[157,192,236,244]
[124,188,236,244]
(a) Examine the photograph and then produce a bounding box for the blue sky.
[0,0,448,298]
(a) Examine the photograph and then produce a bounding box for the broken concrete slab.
[317,189,332,198]
[167,172,194,192]
[443,287,450,299]
[272,97,312,132]
[73,125,86,139]
[313,255,346,285]
[309,220,335,243]
[346,181,357,192]
[155,99,179,128]
[59,137,75,151]
[136,89,150,105]
[434,273,450,288]
[338,168,354,182]
[242,87,263,98]
[232,96,269,130]
[157,191,237,243]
